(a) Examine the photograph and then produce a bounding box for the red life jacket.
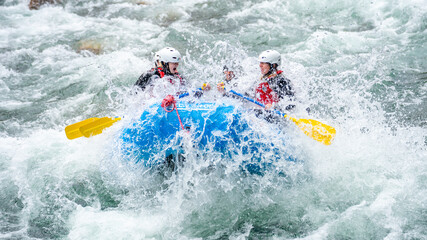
[153,67,185,85]
[156,67,166,78]
[255,70,283,105]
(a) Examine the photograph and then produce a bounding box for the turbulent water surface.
[1,0,426,239]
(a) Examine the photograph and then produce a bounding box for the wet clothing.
[250,70,295,123]
[254,70,295,111]
[134,67,207,98]
[135,67,186,91]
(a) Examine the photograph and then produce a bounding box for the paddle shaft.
[229,90,284,117]
[177,88,203,99]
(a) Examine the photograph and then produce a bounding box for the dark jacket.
[255,70,295,110]
[135,67,186,91]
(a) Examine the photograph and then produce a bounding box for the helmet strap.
[270,63,278,70]
[156,61,176,77]
[155,60,163,68]
[265,65,274,77]
[162,61,172,75]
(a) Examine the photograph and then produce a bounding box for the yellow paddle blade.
[285,116,336,145]
[79,117,121,138]
[65,118,99,140]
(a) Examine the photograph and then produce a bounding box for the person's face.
[168,62,179,74]
[259,62,270,75]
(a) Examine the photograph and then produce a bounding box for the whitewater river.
[1,0,426,239]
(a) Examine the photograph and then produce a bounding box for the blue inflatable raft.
[119,101,296,173]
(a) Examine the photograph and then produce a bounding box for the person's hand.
[202,83,211,91]
[265,103,272,110]
[217,82,225,92]
[224,71,235,81]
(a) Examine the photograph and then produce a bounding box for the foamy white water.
[0,0,426,239]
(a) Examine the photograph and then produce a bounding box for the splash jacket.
[135,67,186,91]
[134,67,208,98]
[255,70,295,110]
[251,70,296,123]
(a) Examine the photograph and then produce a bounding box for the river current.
[0,0,426,239]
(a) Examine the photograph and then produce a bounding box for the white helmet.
[155,47,181,63]
[258,50,281,66]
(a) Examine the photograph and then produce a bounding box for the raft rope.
[161,95,186,131]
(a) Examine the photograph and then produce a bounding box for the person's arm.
[135,70,157,91]
[218,68,240,98]
[274,76,295,110]
[276,76,294,99]
[135,74,150,90]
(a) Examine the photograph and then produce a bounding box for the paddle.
[80,116,122,138]
[65,117,99,140]
[64,91,199,140]
[229,90,336,145]
[65,117,121,139]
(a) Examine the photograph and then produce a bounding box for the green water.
[0,0,426,239]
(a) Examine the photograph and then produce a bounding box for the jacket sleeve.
[275,76,294,100]
[135,70,156,91]
[275,76,296,111]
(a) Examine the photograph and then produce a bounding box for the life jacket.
[255,70,283,105]
[153,67,185,85]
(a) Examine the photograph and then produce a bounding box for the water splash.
[0,0,425,239]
